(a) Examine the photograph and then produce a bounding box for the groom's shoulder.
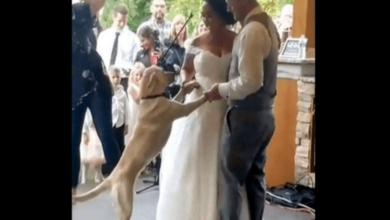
[241,21,269,39]
[243,21,266,32]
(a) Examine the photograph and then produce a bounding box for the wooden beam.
[292,0,315,48]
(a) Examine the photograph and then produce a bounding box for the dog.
[72,65,208,220]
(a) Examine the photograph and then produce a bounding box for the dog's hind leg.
[111,189,122,220]
[115,182,135,220]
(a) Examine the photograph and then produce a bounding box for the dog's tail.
[72,178,111,203]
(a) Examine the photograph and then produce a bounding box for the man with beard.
[136,0,172,49]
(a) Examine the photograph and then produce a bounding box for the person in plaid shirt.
[137,0,172,49]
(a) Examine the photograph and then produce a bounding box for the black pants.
[218,107,275,220]
[113,124,125,155]
[72,62,121,188]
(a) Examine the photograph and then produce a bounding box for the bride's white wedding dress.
[156,45,231,220]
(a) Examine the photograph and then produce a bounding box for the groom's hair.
[204,0,236,25]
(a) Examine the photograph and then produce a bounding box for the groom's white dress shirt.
[218,5,272,101]
[97,26,140,74]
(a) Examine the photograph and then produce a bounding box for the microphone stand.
[136,13,194,195]
[157,12,193,69]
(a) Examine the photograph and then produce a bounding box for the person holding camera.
[134,26,163,68]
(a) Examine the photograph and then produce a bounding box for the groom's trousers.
[218,106,275,220]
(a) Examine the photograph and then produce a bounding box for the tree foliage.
[165,0,204,36]
[99,0,151,32]
[258,0,294,17]
[99,0,294,33]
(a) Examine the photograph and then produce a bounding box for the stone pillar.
[295,76,315,187]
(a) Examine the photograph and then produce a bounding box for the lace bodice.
[186,45,232,90]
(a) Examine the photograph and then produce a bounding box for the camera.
[154,40,161,52]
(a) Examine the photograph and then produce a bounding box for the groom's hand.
[207,83,222,102]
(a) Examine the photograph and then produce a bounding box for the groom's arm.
[218,23,271,100]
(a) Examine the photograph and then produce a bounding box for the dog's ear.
[139,71,158,98]
[147,72,158,89]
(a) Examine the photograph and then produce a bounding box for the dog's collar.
[141,93,166,100]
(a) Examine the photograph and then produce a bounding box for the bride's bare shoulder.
[190,32,208,48]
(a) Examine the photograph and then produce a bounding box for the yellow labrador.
[72,65,207,220]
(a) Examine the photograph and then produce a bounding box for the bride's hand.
[182,80,200,94]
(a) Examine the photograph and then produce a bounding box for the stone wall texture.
[295,77,315,188]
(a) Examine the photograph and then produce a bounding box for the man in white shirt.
[205,0,280,219]
[136,0,172,49]
[97,5,140,76]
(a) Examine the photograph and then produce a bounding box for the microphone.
[157,12,194,75]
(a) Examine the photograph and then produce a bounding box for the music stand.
[136,154,161,194]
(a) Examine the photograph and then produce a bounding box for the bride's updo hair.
[205,0,236,25]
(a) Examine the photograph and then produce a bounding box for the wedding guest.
[72,2,121,196]
[123,63,144,165]
[279,4,293,26]
[108,66,131,155]
[161,14,189,98]
[97,5,140,75]
[80,108,106,184]
[134,26,162,68]
[137,0,172,49]
[193,19,209,37]
[279,19,292,48]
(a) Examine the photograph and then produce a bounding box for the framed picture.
[279,36,307,59]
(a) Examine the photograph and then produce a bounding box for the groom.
[205,0,280,219]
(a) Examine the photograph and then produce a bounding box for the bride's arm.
[181,38,200,84]
[181,55,196,84]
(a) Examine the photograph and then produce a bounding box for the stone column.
[295,76,315,187]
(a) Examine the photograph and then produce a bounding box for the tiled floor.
[72,175,314,220]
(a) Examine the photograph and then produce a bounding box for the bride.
[156,0,237,219]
